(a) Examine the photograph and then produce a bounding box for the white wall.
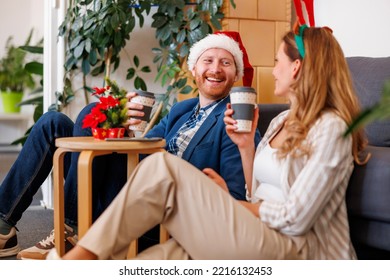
[0,0,43,58]
[315,0,390,57]
[0,0,43,113]
[46,4,164,121]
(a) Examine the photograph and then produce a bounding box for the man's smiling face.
[192,48,238,101]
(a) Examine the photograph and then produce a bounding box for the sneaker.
[0,227,21,257]
[16,224,78,260]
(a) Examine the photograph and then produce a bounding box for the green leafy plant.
[57,0,155,110]
[57,0,235,122]
[11,45,44,146]
[345,80,390,135]
[151,0,236,119]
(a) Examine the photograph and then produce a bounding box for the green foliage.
[126,55,151,90]
[151,0,235,119]
[11,45,44,146]
[58,0,154,87]
[345,80,390,136]
[0,30,37,93]
[57,0,235,122]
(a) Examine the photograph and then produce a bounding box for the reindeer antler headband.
[293,0,333,58]
[293,0,315,27]
[293,0,314,58]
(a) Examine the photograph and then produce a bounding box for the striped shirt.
[250,110,357,259]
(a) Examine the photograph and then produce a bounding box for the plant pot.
[1,91,23,113]
[91,127,125,140]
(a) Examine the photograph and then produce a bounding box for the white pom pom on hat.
[187,31,254,87]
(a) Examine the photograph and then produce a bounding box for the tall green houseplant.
[57,0,154,110]
[57,0,235,120]
[151,0,236,119]
[0,32,36,113]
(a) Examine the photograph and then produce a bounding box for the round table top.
[55,136,166,151]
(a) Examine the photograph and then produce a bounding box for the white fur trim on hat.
[187,33,244,80]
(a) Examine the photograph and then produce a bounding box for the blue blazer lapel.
[181,97,229,161]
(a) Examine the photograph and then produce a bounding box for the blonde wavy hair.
[278,27,368,165]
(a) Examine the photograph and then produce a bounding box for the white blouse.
[253,143,284,203]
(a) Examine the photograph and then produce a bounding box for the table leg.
[127,153,139,176]
[77,150,112,238]
[77,150,95,238]
[53,148,67,257]
[127,152,139,258]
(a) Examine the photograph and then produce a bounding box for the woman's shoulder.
[316,111,347,128]
[310,111,349,137]
[268,110,290,129]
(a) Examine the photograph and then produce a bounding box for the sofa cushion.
[349,216,390,252]
[346,145,390,223]
[258,104,289,136]
[347,57,390,147]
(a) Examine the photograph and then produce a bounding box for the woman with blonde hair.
[53,25,368,260]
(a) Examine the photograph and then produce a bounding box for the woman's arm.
[224,105,259,195]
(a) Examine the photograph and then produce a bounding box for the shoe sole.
[19,254,48,260]
[0,245,21,257]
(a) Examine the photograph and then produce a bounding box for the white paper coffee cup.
[128,90,156,132]
[230,87,257,133]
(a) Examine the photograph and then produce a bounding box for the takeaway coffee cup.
[229,86,257,133]
[128,90,156,132]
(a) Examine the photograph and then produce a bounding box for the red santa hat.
[187,31,254,87]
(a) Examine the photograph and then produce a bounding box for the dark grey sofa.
[257,57,390,259]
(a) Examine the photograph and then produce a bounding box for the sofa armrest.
[257,104,289,136]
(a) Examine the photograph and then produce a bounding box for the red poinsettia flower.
[82,106,107,129]
[92,86,110,96]
[98,95,119,110]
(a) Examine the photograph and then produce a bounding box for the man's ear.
[234,75,239,82]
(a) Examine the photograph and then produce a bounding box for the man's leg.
[0,111,74,257]
[16,104,96,260]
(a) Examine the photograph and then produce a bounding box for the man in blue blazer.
[1,32,260,259]
[146,97,248,200]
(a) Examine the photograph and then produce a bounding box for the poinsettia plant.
[82,78,128,129]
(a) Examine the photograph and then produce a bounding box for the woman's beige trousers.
[78,152,306,260]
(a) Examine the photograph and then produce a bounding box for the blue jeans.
[0,103,128,228]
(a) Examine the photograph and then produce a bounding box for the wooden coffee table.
[52,136,166,256]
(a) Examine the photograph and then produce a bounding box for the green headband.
[294,24,308,58]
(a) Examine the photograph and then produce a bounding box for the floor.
[1,151,53,260]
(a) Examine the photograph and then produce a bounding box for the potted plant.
[0,31,36,113]
[57,0,235,121]
[82,78,128,139]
